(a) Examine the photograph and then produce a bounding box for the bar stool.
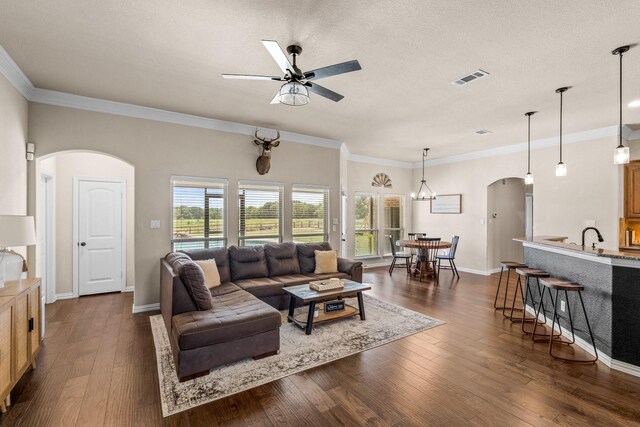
[536,278,598,363]
[514,268,550,331]
[493,261,527,318]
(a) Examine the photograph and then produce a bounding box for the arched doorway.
[486,177,531,270]
[36,150,135,301]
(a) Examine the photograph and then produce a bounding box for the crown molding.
[0,44,341,150]
[0,45,34,98]
[422,125,623,168]
[0,43,636,167]
[29,87,343,149]
[339,143,414,169]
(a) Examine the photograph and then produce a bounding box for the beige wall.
[0,73,28,215]
[27,103,341,307]
[0,73,28,264]
[345,161,413,263]
[414,135,622,273]
[40,152,135,295]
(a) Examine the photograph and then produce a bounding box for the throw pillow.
[194,259,222,289]
[314,250,338,274]
[173,258,213,311]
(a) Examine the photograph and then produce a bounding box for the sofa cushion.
[209,282,242,297]
[229,246,269,280]
[194,259,221,289]
[181,248,231,284]
[234,277,284,299]
[172,291,281,350]
[297,242,332,274]
[314,250,338,274]
[170,257,213,311]
[165,252,190,266]
[265,242,301,276]
[271,274,312,287]
[306,272,350,281]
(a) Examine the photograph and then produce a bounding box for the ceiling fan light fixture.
[278,82,309,106]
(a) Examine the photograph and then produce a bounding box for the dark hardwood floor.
[2,268,640,426]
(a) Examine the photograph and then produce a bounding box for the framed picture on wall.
[430,194,462,214]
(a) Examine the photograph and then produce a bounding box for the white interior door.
[77,179,124,296]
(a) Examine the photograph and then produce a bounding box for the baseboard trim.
[525,305,640,377]
[55,292,75,300]
[132,303,160,314]
[363,260,393,269]
[124,286,134,292]
[456,267,492,276]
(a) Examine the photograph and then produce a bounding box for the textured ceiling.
[1,0,639,161]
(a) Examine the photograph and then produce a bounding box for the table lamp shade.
[0,215,37,247]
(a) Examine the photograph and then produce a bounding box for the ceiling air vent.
[452,69,490,86]
[475,129,492,135]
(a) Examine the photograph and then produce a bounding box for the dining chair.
[437,235,460,278]
[416,237,441,281]
[388,235,412,275]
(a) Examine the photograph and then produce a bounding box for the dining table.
[396,239,451,278]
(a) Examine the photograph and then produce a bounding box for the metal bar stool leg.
[494,267,505,309]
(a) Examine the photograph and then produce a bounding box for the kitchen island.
[514,236,640,376]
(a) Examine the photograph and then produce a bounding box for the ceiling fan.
[222,40,361,106]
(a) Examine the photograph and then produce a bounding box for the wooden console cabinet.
[0,278,41,413]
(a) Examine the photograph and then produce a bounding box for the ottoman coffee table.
[284,280,372,335]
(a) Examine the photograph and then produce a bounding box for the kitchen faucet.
[581,227,604,248]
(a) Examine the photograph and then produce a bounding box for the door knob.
[80,242,86,246]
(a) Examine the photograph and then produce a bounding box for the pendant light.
[555,87,569,177]
[613,45,631,164]
[524,111,536,185]
[411,148,436,201]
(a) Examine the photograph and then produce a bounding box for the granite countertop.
[514,236,640,261]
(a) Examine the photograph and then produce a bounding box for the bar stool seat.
[513,268,551,330]
[541,277,584,291]
[537,277,598,363]
[515,268,549,278]
[493,261,527,318]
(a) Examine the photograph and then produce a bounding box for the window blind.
[238,181,284,246]
[292,185,329,243]
[171,176,227,251]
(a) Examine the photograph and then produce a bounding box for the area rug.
[150,294,444,416]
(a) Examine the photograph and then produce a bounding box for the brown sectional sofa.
[161,242,362,381]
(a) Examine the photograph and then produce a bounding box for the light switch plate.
[332,218,339,225]
[150,220,161,229]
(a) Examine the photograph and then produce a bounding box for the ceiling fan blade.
[262,40,294,74]
[270,91,281,104]
[222,74,283,81]
[304,60,361,81]
[306,82,344,102]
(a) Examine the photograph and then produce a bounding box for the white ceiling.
[1,0,639,161]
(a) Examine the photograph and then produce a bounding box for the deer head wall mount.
[253,129,280,175]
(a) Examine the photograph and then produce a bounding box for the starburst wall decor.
[371,173,392,188]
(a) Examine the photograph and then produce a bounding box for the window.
[239,181,284,246]
[292,185,329,243]
[355,193,378,257]
[383,195,403,255]
[171,176,227,251]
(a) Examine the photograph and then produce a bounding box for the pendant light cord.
[619,49,623,148]
[559,90,563,163]
[527,114,531,173]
